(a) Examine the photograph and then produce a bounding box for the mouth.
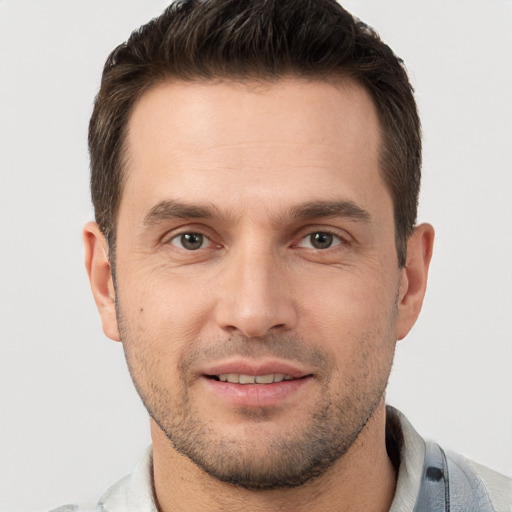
[207,373,298,384]
[200,362,313,408]
[202,358,312,381]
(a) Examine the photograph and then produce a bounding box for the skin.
[84,78,434,511]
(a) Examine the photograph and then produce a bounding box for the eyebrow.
[143,200,226,226]
[143,198,372,227]
[289,200,372,223]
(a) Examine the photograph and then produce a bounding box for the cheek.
[119,264,215,339]
[296,267,399,371]
[298,266,396,329]
[118,283,191,395]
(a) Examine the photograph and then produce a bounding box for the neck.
[151,402,396,512]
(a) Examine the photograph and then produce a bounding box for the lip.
[201,357,311,379]
[199,358,313,408]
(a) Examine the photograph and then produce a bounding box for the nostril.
[215,298,297,339]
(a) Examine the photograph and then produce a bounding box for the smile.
[203,372,311,408]
[213,373,295,384]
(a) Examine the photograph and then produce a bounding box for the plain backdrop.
[1,1,511,511]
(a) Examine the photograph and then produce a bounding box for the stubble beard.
[118,316,396,490]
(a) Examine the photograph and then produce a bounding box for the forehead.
[120,77,387,223]
[126,77,380,158]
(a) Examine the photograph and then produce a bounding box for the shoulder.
[47,446,156,512]
[387,406,512,512]
[445,451,512,512]
[48,504,96,512]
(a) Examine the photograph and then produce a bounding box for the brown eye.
[296,231,343,250]
[170,232,206,250]
[309,232,333,249]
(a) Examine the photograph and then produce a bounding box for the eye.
[298,231,343,250]
[169,232,209,251]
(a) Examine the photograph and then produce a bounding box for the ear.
[396,223,435,340]
[83,222,121,341]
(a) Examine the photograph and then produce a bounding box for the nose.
[213,244,298,338]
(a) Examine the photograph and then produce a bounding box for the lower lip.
[201,376,311,407]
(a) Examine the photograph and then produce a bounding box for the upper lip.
[201,358,312,379]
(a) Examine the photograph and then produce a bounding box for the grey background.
[0,1,511,510]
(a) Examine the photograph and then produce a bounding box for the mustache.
[179,334,331,374]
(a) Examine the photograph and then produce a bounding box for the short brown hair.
[89,0,421,266]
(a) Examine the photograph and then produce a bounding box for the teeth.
[217,373,295,384]
[255,374,274,384]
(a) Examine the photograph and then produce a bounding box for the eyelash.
[168,232,216,251]
[166,228,348,252]
[294,230,346,250]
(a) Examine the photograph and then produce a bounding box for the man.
[53,0,511,510]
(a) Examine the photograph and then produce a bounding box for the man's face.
[112,78,407,488]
